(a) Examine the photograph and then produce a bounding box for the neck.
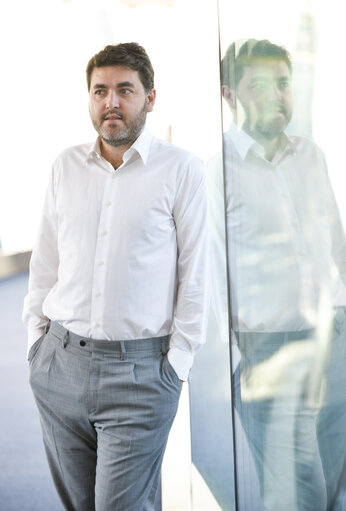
[99,139,132,170]
[242,122,281,161]
[256,135,280,161]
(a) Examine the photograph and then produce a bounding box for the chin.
[258,119,287,138]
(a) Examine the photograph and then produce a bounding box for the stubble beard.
[93,100,148,148]
[255,118,287,140]
[254,107,292,141]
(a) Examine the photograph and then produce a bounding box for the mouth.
[102,110,123,122]
[266,104,286,115]
[104,116,122,123]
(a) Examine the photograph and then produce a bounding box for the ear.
[146,88,156,112]
[222,85,237,110]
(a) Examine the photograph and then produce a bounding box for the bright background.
[1,0,345,253]
[0,0,221,253]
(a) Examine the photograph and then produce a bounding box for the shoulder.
[288,135,326,158]
[52,141,94,168]
[150,136,204,172]
[49,142,94,191]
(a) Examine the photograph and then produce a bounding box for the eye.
[94,89,106,96]
[250,80,269,91]
[278,79,290,90]
[120,88,132,95]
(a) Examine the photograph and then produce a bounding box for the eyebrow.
[92,81,136,90]
[116,81,135,89]
[250,76,271,82]
[249,75,290,85]
[92,84,107,90]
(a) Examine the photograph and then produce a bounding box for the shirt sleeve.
[321,153,346,286]
[22,165,59,356]
[167,156,210,381]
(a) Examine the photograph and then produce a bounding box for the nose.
[106,90,120,109]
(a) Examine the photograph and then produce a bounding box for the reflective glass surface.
[211,1,346,509]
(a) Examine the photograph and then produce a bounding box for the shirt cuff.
[27,328,45,359]
[167,347,194,382]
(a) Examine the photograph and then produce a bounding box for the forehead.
[89,65,143,88]
[240,60,291,83]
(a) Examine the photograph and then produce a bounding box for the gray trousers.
[233,329,325,511]
[29,321,181,511]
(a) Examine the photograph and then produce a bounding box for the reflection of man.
[23,43,208,510]
[212,39,346,510]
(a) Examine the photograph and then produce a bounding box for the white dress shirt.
[23,128,209,381]
[209,123,346,334]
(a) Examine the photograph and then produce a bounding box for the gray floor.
[0,273,62,511]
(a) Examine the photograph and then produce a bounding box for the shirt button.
[97,260,104,266]
[101,230,108,236]
[80,340,86,347]
[105,201,112,207]
[95,322,100,328]
[96,292,102,297]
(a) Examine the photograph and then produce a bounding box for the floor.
[0,272,62,510]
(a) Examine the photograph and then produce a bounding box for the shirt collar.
[124,127,152,165]
[85,138,103,166]
[225,122,297,161]
[86,127,152,166]
[281,133,296,154]
[225,122,258,160]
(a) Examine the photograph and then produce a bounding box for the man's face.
[236,60,293,140]
[89,65,155,148]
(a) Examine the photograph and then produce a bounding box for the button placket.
[90,172,115,335]
[277,168,307,258]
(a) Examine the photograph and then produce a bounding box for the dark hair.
[86,42,154,92]
[221,39,292,89]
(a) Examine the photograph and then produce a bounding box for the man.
[210,39,346,510]
[23,42,208,511]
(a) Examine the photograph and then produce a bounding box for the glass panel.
[189,193,237,510]
[217,1,346,510]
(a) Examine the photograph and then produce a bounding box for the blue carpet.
[0,273,61,511]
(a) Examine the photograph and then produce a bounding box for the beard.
[242,100,292,141]
[92,99,148,148]
[251,105,292,141]
[254,116,288,140]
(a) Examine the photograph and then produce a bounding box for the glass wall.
[191,0,346,509]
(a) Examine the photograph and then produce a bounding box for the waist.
[48,320,170,355]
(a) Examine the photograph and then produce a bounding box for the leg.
[29,330,97,511]
[91,348,181,511]
[317,307,346,510]
[234,332,325,511]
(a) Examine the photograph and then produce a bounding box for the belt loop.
[62,330,69,348]
[120,341,126,360]
[44,319,51,334]
[161,337,168,355]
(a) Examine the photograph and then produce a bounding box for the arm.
[22,166,59,355]
[168,157,209,382]
[321,154,346,285]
